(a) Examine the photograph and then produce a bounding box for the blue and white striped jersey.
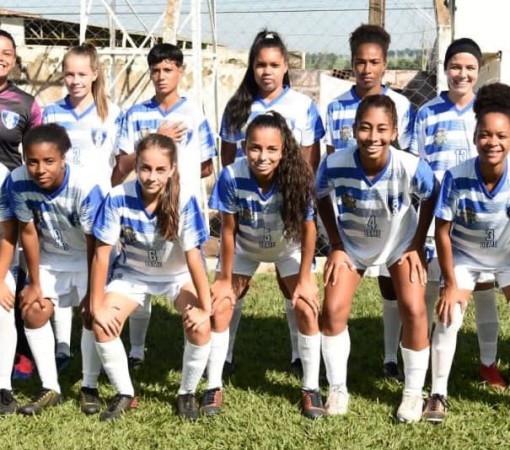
[0,163,13,222]
[209,157,314,261]
[42,98,122,191]
[93,179,208,282]
[435,157,510,269]
[325,86,415,151]
[10,164,104,271]
[220,87,325,160]
[317,146,435,267]
[117,97,216,201]
[410,92,476,182]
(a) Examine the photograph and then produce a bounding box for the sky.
[0,0,437,54]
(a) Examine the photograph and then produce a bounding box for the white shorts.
[222,245,310,279]
[364,265,390,278]
[5,270,15,294]
[454,265,510,291]
[106,272,191,306]
[39,267,87,307]
[425,237,495,284]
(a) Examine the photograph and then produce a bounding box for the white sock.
[0,307,17,390]
[52,304,72,357]
[425,281,440,336]
[207,330,229,390]
[473,289,499,367]
[431,303,464,396]
[285,299,299,362]
[128,300,151,360]
[178,340,211,394]
[25,323,60,393]
[226,297,244,364]
[322,328,350,388]
[81,328,102,389]
[95,339,134,396]
[401,345,429,396]
[298,332,321,391]
[382,298,401,364]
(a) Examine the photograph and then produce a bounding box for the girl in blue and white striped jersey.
[0,162,19,414]
[89,134,211,421]
[10,124,104,415]
[207,111,322,419]
[317,95,437,423]
[423,83,510,423]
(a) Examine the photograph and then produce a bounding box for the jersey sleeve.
[409,107,425,156]
[324,102,335,147]
[316,156,334,199]
[179,196,209,251]
[79,184,106,235]
[197,116,217,162]
[10,173,33,223]
[0,175,14,221]
[434,170,456,221]
[29,100,43,128]
[219,110,238,144]
[411,158,436,200]
[92,192,122,245]
[208,167,237,214]
[116,108,136,155]
[301,101,325,146]
[398,102,415,151]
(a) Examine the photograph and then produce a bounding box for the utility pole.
[163,0,181,44]
[368,0,385,27]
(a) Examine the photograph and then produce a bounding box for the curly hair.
[224,30,290,134]
[473,82,510,122]
[135,134,180,241]
[23,123,71,157]
[245,111,315,241]
[349,24,391,61]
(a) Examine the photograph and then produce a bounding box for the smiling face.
[245,126,283,188]
[355,105,397,173]
[252,47,288,100]
[63,54,97,104]
[446,52,479,100]
[25,142,66,192]
[150,59,183,99]
[352,43,386,95]
[0,35,16,88]
[475,112,510,168]
[136,146,176,202]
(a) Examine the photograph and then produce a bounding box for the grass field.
[3,274,510,449]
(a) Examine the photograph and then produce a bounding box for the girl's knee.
[23,301,53,329]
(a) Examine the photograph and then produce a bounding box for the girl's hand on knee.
[398,249,427,285]
[183,305,210,332]
[211,279,235,313]
[292,279,320,316]
[20,284,45,317]
[324,249,355,286]
[94,306,122,338]
[436,286,465,325]
[0,281,14,312]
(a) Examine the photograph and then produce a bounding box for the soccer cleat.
[383,362,404,382]
[325,385,349,415]
[99,394,134,421]
[19,389,61,415]
[56,354,72,374]
[200,388,223,416]
[289,358,304,379]
[12,354,34,381]
[396,393,423,423]
[423,393,449,423]
[301,389,325,419]
[80,387,101,415]
[0,389,18,415]
[128,357,144,372]
[177,393,199,420]
[480,363,507,390]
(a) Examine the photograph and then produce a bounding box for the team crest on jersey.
[68,212,81,227]
[388,194,402,216]
[340,125,353,142]
[341,192,356,210]
[91,129,107,148]
[120,225,137,243]
[1,110,20,130]
[434,129,447,145]
[238,207,253,222]
[459,206,476,225]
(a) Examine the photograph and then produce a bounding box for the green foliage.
[3,275,510,449]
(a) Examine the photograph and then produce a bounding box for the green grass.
[3,275,510,449]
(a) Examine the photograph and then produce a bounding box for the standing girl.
[423,82,510,422]
[317,95,437,422]
[90,134,211,421]
[207,112,322,419]
[220,30,324,376]
[411,38,502,389]
[325,24,416,380]
[10,123,104,415]
[42,43,123,379]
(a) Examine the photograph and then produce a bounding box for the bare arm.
[111,152,136,187]
[89,241,113,315]
[201,159,214,178]
[326,144,335,155]
[301,142,321,174]
[220,141,237,168]
[0,220,18,310]
[19,221,43,313]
